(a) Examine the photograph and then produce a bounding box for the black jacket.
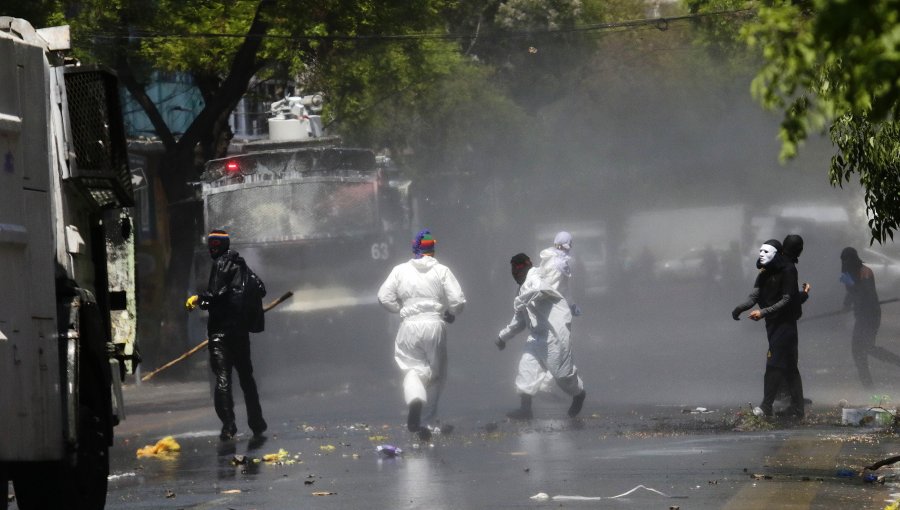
[782,259,808,321]
[734,254,794,322]
[201,250,249,334]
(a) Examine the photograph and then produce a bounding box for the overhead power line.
[85,8,753,43]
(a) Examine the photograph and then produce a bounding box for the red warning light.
[225,161,240,174]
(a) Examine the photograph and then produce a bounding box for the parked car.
[654,247,725,282]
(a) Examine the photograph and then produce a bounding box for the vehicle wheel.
[70,407,110,510]
[12,406,109,510]
[1,467,8,510]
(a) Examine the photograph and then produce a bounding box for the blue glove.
[840,272,855,287]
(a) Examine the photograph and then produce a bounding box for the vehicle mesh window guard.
[206,180,377,242]
[64,68,133,208]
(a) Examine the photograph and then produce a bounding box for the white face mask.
[759,244,777,266]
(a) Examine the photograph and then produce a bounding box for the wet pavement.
[85,380,900,509]
[10,279,900,509]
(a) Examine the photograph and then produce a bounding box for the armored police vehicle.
[0,18,135,509]
[194,94,411,378]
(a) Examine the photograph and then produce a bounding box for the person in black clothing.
[776,234,810,416]
[841,246,900,389]
[187,229,268,440]
[732,239,803,418]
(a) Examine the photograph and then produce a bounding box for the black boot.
[251,420,268,438]
[568,391,586,418]
[219,422,237,441]
[506,394,533,420]
[416,426,432,442]
[407,400,423,432]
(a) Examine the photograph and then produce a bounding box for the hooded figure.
[732,239,802,418]
[782,234,810,321]
[840,246,898,388]
[539,231,577,311]
[774,234,810,416]
[496,253,586,420]
[378,229,466,440]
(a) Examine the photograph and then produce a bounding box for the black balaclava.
[757,239,783,269]
[841,246,862,274]
[510,253,533,285]
[207,229,230,259]
[782,234,804,264]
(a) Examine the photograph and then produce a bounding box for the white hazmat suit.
[498,267,584,397]
[535,232,579,392]
[539,231,577,310]
[377,256,465,426]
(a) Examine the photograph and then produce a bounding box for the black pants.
[761,319,803,417]
[208,331,266,433]
[851,313,899,389]
[762,366,804,417]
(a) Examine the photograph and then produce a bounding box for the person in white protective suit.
[535,231,581,392]
[496,253,586,420]
[377,229,466,440]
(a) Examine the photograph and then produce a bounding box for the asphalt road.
[10,278,900,509]
[76,377,900,510]
[92,278,900,510]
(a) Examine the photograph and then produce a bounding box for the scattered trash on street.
[531,484,680,501]
[136,436,181,458]
[835,467,857,478]
[841,407,895,427]
[262,449,290,462]
[376,445,402,457]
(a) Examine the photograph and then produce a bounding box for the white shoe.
[752,406,765,417]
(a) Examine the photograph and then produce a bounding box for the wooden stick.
[141,291,294,382]
[800,297,898,322]
[866,454,900,471]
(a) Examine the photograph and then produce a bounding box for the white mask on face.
[759,244,777,266]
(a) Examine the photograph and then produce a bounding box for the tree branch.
[178,0,276,153]
[116,54,177,151]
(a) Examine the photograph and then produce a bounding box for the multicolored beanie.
[207,229,230,258]
[208,229,230,244]
[412,229,436,258]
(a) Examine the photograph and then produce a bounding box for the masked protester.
[496,253,586,420]
[377,229,466,441]
[186,229,267,440]
[840,247,900,389]
[731,239,802,419]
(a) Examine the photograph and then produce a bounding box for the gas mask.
[208,238,228,259]
[758,244,777,266]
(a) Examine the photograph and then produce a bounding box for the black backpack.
[242,265,267,333]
